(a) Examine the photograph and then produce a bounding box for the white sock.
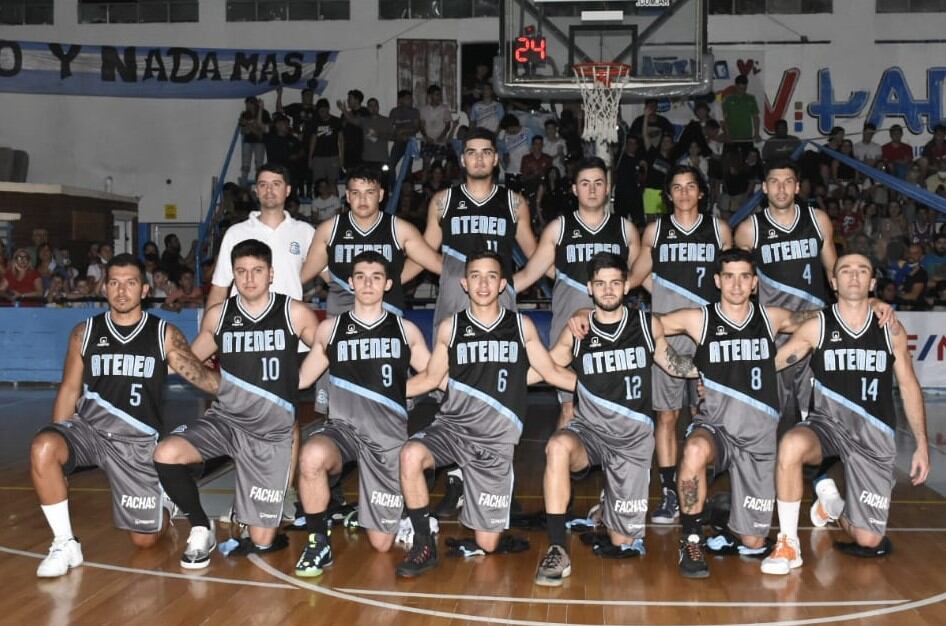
[41,500,73,542]
[777,500,801,541]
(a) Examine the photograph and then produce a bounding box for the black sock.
[681,512,702,538]
[305,511,328,536]
[547,513,567,550]
[155,462,209,529]
[659,467,677,492]
[407,506,431,542]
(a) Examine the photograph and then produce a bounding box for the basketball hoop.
[572,62,631,145]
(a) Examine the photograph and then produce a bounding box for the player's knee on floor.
[474,531,501,553]
[128,531,162,549]
[367,530,395,553]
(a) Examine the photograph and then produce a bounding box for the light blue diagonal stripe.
[329,375,407,419]
[221,369,295,416]
[448,378,523,434]
[576,382,653,428]
[82,386,158,437]
[757,269,826,307]
[813,380,895,439]
[702,377,780,421]
[652,275,710,306]
[556,271,587,292]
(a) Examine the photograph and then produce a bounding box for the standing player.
[395,251,576,577]
[656,248,828,578]
[154,240,320,569]
[513,157,640,426]
[735,159,837,421]
[761,253,929,575]
[534,253,697,586]
[626,164,732,524]
[420,127,538,327]
[30,254,220,578]
[290,252,431,577]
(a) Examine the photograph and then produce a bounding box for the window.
[226,0,349,21]
[77,1,199,24]
[380,0,499,19]
[877,0,946,11]
[0,0,53,25]
[709,0,832,13]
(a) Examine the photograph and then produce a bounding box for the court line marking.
[0,545,295,591]
[335,586,904,607]
[250,554,946,626]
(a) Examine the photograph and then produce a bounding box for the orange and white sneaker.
[810,478,844,527]
[761,533,803,575]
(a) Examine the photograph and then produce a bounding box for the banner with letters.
[0,40,337,98]
[900,312,946,390]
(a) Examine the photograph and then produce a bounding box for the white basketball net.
[574,63,631,144]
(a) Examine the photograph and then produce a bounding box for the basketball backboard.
[495,0,711,100]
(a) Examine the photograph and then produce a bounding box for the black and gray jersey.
[77,312,168,438]
[554,211,629,292]
[440,184,518,282]
[327,211,406,315]
[651,214,724,313]
[752,206,830,309]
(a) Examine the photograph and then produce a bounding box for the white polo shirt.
[212,210,315,301]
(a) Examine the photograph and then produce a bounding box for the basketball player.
[734,159,837,421]
[761,253,929,575]
[395,250,576,577]
[534,252,697,587]
[513,157,640,427]
[30,254,220,578]
[656,248,833,579]
[626,164,732,525]
[290,252,431,577]
[154,239,320,569]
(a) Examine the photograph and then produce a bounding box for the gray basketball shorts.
[652,333,699,412]
[687,420,775,538]
[43,418,164,534]
[565,420,654,539]
[550,285,592,406]
[800,417,896,536]
[776,336,813,421]
[309,421,403,535]
[409,419,515,534]
[171,408,292,529]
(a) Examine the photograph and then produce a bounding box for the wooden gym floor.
[1,386,946,626]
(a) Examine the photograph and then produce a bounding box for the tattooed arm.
[774,316,820,371]
[165,323,220,395]
[651,316,698,378]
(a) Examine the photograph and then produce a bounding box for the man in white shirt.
[420,84,456,169]
[470,83,505,133]
[542,119,567,175]
[853,122,883,166]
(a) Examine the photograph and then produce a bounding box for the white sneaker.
[181,524,216,569]
[761,533,803,575]
[394,516,440,547]
[810,478,844,527]
[37,537,83,578]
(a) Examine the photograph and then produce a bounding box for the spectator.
[263,114,305,193]
[44,274,68,307]
[151,268,172,299]
[200,258,216,297]
[878,279,898,308]
[837,197,864,243]
[629,99,674,149]
[831,139,858,184]
[613,134,645,227]
[922,233,946,288]
[35,243,59,290]
[854,121,883,165]
[895,243,929,310]
[143,253,160,286]
[420,84,456,168]
[142,240,159,258]
[882,124,914,178]
[677,140,710,183]
[722,74,760,156]
[862,201,882,238]
[642,133,675,219]
[462,62,492,111]
[536,166,574,224]
[469,82,505,133]
[499,113,532,191]
[924,158,946,192]
[542,120,567,175]
[4,248,43,306]
[26,228,48,266]
[880,201,908,240]
[0,240,7,275]
[340,96,393,170]
[718,151,754,219]
[911,206,936,246]
[161,233,195,282]
[340,89,368,170]
[396,184,425,231]
[308,98,344,190]
[311,178,342,224]
[922,123,946,161]
[54,248,78,289]
[761,119,801,165]
[238,96,270,185]
[422,164,449,199]
[86,242,113,292]
[277,86,317,136]
[389,89,421,171]
[520,135,553,198]
[162,268,203,311]
[67,276,97,308]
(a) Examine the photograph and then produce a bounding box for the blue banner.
[0,40,337,98]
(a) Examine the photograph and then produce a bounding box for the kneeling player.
[396,250,577,578]
[31,254,219,577]
[291,251,431,577]
[534,252,698,586]
[761,253,929,575]
[154,239,320,569]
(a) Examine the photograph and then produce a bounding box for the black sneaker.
[679,534,709,578]
[433,473,464,518]
[295,532,333,578]
[396,538,439,578]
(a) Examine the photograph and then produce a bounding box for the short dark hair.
[316,98,330,109]
[890,124,903,132]
[397,89,412,99]
[231,239,272,267]
[544,119,559,129]
[346,164,383,188]
[575,156,608,179]
[348,89,364,103]
[256,163,291,184]
[662,164,708,208]
[352,250,389,277]
[834,252,875,276]
[763,159,800,179]
[106,253,146,280]
[301,88,314,97]
[427,84,441,95]
[734,75,748,85]
[465,249,504,273]
[463,127,498,150]
[499,113,521,131]
[163,233,177,246]
[716,247,755,273]
[863,121,877,131]
[588,252,628,282]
